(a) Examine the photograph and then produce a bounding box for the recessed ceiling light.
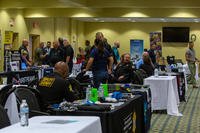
[160,18,167,22]
[94,18,99,21]
[194,19,199,22]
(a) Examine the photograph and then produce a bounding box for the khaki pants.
[188,62,196,85]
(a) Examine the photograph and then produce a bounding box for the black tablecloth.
[51,95,144,133]
[0,70,38,85]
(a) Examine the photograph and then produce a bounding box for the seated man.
[113,53,134,83]
[139,52,155,77]
[37,61,76,108]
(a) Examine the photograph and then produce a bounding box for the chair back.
[68,77,85,99]
[0,105,10,129]
[14,86,41,117]
[0,84,14,106]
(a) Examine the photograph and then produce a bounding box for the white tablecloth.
[0,116,102,133]
[144,76,182,116]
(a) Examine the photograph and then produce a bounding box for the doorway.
[29,34,40,62]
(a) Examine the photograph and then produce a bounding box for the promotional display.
[150,32,162,52]
[130,39,144,61]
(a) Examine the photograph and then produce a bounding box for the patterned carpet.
[150,83,200,133]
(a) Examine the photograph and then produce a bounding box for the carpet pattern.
[150,84,200,133]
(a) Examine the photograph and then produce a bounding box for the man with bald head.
[37,61,75,108]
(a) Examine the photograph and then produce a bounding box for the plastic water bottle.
[85,85,91,102]
[20,99,29,127]
[154,68,158,77]
[98,83,104,101]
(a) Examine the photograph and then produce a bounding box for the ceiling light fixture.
[194,19,199,22]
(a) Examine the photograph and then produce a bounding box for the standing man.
[49,41,64,67]
[45,41,51,55]
[63,38,74,73]
[112,41,120,64]
[148,43,156,65]
[19,39,31,62]
[84,40,91,60]
[95,32,113,55]
[44,41,51,65]
[185,41,199,88]
[35,42,47,66]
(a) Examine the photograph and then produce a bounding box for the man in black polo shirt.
[148,43,156,65]
[63,38,74,73]
[37,61,76,108]
[49,41,64,67]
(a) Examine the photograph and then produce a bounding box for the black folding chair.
[0,84,14,106]
[14,86,49,118]
[67,77,85,99]
[0,105,10,129]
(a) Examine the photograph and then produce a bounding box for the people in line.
[63,38,74,73]
[49,41,64,67]
[185,41,200,88]
[112,41,120,64]
[34,42,47,66]
[37,61,76,109]
[84,39,113,88]
[140,52,155,77]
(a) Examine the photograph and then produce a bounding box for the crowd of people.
[15,31,200,109]
[17,32,164,89]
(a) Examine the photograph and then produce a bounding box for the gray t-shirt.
[186,48,196,62]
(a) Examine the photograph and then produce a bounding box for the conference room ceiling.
[1,0,200,9]
[1,0,200,22]
[75,17,200,23]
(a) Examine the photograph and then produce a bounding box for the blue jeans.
[93,70,108,88]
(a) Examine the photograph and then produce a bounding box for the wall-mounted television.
[162,27,190,42]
